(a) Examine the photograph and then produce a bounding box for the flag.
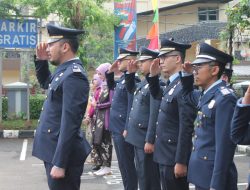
[146,0,159,50]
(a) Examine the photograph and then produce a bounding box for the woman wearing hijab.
[92,63,113,176]
[84,74,103,171]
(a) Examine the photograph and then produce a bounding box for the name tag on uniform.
[208,99,216,109]
[168,88,174,95]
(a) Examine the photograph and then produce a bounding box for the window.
[198,8,219,22]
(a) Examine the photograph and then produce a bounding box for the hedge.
[1,94,45,120]
[29,94,46,119]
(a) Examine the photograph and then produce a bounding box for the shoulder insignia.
[72,65,81,73]
[220,87,231,96]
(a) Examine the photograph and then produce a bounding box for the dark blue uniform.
[181,75,238,190]
[231,98,250,188]
[32,58,91,190]
[106,71,138,190]
[125,73,161,190]
[148,73,196,190]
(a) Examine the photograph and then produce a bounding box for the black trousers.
[134,147,161,190]
[159,164,189,190]
[44,162,83,190]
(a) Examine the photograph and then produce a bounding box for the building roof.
[138,0,233,15]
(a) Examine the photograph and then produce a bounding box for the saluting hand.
[127,60,138,73]
[144,142,154,154]
[108,60,119,73]
[150,58,160,77]
[242,84,250,104]
[36,42,49,60]
[182,61,193,74]
[50,166,65,179]
[174,163,187,178]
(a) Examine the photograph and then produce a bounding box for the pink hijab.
[96,63,111,77]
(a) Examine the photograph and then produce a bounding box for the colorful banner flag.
[114,0,137,60]
[146,0,159,50]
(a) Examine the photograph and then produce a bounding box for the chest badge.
[208,99,216,109]
[168,88,174,95]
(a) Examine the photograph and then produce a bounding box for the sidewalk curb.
[0,130,35,138]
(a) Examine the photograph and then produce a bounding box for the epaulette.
[72,63,82,73]
[219,86,232,96]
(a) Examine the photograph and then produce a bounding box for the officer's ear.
[61,42,71,53]
[210,64,220,77]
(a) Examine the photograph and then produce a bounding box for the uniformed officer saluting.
[148,39,196,190]
[231,84,250,190]
[32,24,91,190]
[106,48,139,190]
[125,47,161,190]
[181,43,238,190]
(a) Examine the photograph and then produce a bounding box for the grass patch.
[0,119,38,130]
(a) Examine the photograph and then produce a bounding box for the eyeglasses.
[159,55,178,63]
[192,63,218,73]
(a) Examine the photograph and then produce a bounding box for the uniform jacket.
[125,73,161,148]
[181,74,238,190]
[148,74,196,166]
[32,59,91,168]
[231,98,250,145]
[106,72,140,134]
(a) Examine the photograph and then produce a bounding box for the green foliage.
[220,0,250,42]
[5,0,118,68]
[0,1,20,18]
[2,97,8,120]
[29,94,45,119]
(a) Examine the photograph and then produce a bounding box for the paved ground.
[0,138,249,190]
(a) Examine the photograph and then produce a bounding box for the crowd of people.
[32,23,250,190]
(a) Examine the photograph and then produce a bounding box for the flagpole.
[157,0,160,49]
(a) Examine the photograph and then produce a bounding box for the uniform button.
[156,122,158,125]
[162,97,164,100]
[138,123,141,127]
[156,135,158,138]
[131,107,133,110]
[203,156,207,160]
[119,115,122,118]
[48,129,51,133]
[112,99,114,101]
[195,135,197,139]
[203,115,206,118]
[49,87,52,90]
[159,109,161,112]
[135,99,137,102]
[129,117,131,120]
[192,147,195,151]
[45,95,48,99]
[110,107,112,110]
[41,107,43,111]
[168,139,171,143]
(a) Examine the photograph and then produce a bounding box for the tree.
[220,0,250,60]
[2,0,119,68]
